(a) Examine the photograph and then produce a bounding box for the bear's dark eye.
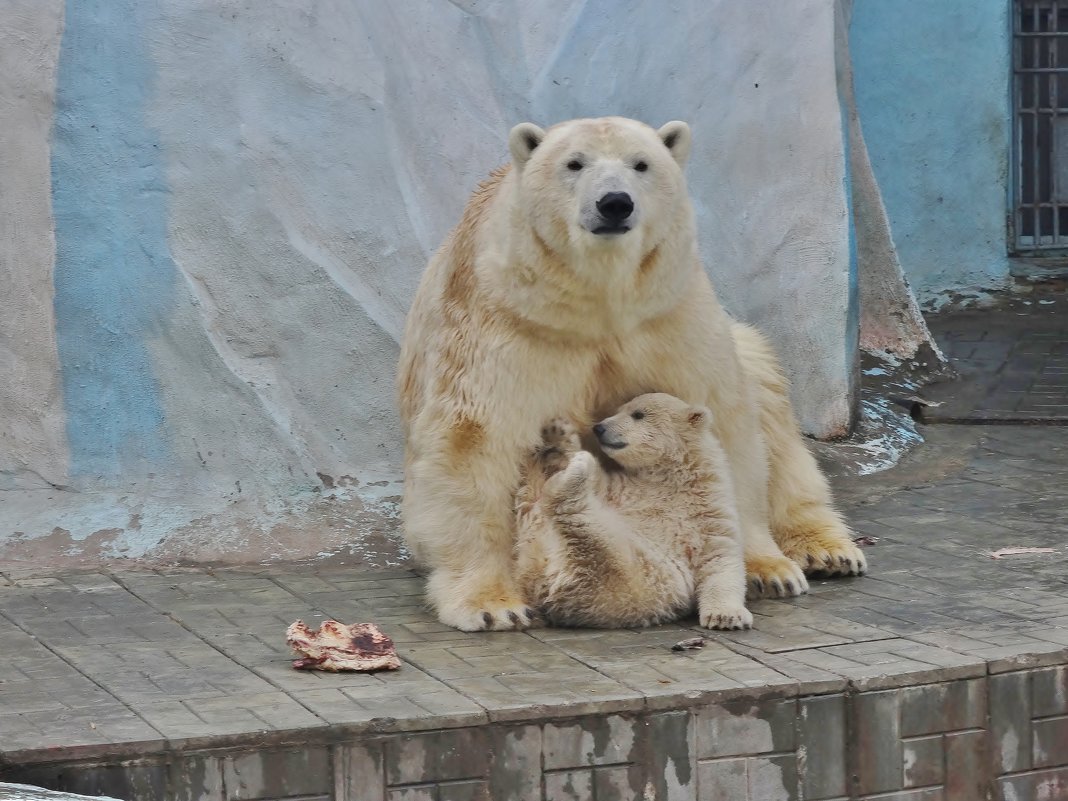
[631,411,645,420]
[567,160,583,172]
[634,161,648,172]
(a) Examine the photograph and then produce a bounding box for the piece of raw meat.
[285,619,401,672]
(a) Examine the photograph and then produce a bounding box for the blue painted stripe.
[51,0,175,476]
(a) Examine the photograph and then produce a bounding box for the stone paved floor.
[923,285,1068,422]
[1,423,1067,761]
[4,294,1068,799]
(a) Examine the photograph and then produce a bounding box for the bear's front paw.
[745,554,809,599]
[699,605,753,631]
[541,417,581,453]
[438,599,539,632]
[783,536,868,578]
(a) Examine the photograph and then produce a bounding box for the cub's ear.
[686,405,713,429]
[509,123,547,168]
[657,121,691,166]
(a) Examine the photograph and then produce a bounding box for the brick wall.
[6,667,1068,801]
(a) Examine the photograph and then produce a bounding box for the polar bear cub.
[515,393,752,630]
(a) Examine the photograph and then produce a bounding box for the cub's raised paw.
[781,531,869,577]
[541,417,581,453]
[745,554,809,599]
[547,450,596,497]
[699,605,754,631]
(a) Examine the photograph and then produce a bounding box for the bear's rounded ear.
[509,123,547,169]
[657,121,691,166]
[686,405,713,429]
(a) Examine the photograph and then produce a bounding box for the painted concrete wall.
[851,0,1012,305]
[2,0,859,561]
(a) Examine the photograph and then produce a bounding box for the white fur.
[397,116,866,632]
[515,396,752,630]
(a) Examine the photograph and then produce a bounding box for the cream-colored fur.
[397,116,866,632]
[515,395,751,630]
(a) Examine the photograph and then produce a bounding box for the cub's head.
[592,392,713,470]
[507,117,691,258]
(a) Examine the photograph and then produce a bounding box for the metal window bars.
[1015,0,1068,251]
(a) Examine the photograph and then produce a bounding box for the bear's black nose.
[593,424,606,438]
[596,192,634,223]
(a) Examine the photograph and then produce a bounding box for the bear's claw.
[745,554,809,600]
[699,605,754,631]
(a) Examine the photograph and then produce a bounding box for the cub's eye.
[631,411,645,420]
[634,161,648,172]
[567,160,583,171]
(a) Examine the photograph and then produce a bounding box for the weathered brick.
[385,730,488,786]
[944,730,990,801]
[998,766,1068,801]
[797,694,846,800]
[223,747,332,800]
[748,755,796,801]
[542,716,637,770]
[167,755,224,801]
[1033,716,1068,769]
[693,698,796,759]
[696,758,747,801]
[436,780,489,801]
[487,725,541,801]
[902,735,943,789]
[335,742,384,801]
[854,690,903,796]
[643,712,695,801]
[1033,665,1068,717]
[899,679,985,736]
[544,769,593,800]
[386,788,434,801]
[990,671,1032,774]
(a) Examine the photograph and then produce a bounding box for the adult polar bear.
[398,116,866,631]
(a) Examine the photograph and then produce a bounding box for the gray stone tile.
[696,758,747,801]
[853,690,903,796]
[693,698,796,760]
[798,694,846,800]
[990,670,1033,774]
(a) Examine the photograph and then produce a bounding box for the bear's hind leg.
[732,322,867,577]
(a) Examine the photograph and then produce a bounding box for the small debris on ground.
[671,636,707,652]
[986,547,1058,559]
[853,535,880,546]
[286,619,401,672]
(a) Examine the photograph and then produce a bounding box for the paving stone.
[695,758,747,801]
[748,755,797,801]
[384,729,489,786]
[899,679,986,737]
[221,748,333,800]
[853,690,903,796]
[998,766,1068,801]
[644,711,696,801]
[543,770,593,801]
[990,670,1033,774]
[901,735,943,789]
[487,726,541,801]
[325,744,385,801]
[1034,665,1068,717]
[693,698,796,760]
[797,694,847,800]
[542,715,637,770]
[1033,716,1068,770]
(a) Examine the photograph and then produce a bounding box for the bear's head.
[592,392,713,470]
[507,117,692,263]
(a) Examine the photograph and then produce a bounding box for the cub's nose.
[596,192,634,223]
[593,423,607,438]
